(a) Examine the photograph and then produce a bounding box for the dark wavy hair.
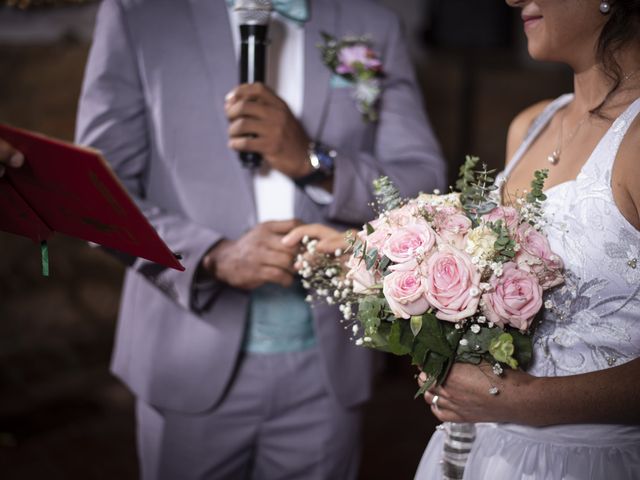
[594,0,640,113]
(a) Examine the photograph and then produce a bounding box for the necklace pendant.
[547,150,560,165]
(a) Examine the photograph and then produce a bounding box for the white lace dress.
[415,95,640,480]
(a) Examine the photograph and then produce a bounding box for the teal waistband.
[243,281,316,354]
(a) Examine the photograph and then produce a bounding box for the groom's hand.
[225,84,314,179]
[201,219,301,290]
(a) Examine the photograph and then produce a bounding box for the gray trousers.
[136,347,363,480]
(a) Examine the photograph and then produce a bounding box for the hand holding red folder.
[0,124,184,272]
[0,137,25,176]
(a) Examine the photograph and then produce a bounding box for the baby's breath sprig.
[297,236,359,322]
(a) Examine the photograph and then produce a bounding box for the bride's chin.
[526,42,560,63]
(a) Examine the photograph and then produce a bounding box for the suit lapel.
[188,0,256,221]
[302,0,339,141]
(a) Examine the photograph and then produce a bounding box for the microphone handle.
[239,24,268,169]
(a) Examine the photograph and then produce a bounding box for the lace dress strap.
[580,96,640,180]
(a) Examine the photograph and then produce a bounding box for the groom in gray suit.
[76,0,445,478]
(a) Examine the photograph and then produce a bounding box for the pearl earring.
[600,1,611,14]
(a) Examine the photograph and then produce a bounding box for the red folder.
[0,123,184,271]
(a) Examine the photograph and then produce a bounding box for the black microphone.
[234,0,273,169]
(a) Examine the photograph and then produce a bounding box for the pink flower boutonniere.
[318,32,384,122]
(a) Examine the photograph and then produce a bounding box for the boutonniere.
[318,32,384,122]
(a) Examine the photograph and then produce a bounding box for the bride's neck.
[571,44,640,114]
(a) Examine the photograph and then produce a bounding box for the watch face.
[314,145,336,171]
[296,144,336,187]
[309,151,322,170]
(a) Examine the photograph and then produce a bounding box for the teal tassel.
[41,241,49,277]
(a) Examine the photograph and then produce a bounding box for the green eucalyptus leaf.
[365,248,379,270]
[378,255,391,272]
[357,296,386,336]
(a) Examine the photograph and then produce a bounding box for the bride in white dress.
[414,0,640,478]
[281,0,640,478]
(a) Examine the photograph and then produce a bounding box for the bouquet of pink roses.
[299,156,564,395]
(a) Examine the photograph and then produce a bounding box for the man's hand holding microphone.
[200,0,314,291]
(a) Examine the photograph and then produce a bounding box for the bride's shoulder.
[505,99,554,166]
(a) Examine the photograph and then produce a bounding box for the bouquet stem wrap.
[441,422,476,480]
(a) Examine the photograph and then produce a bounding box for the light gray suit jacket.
[76,0,445,414]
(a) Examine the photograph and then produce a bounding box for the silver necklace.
[548,67,640,166]
[622,68,640,83]
[547,108,589,165]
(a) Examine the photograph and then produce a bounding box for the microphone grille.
[234,0,273,26]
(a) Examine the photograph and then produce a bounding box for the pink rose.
[382,222,436,268]
[383,268,430,319]
[434,212,472,249]
[481,262,543,331]
[424,245,481,322]
[345,254,378,294]
[386,202,423,228]
[336,45,382,75]
[515,224,564,289]
[358,217,391,252]
[482,206,520,232]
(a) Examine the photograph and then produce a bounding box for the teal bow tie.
[227,0,309,24]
